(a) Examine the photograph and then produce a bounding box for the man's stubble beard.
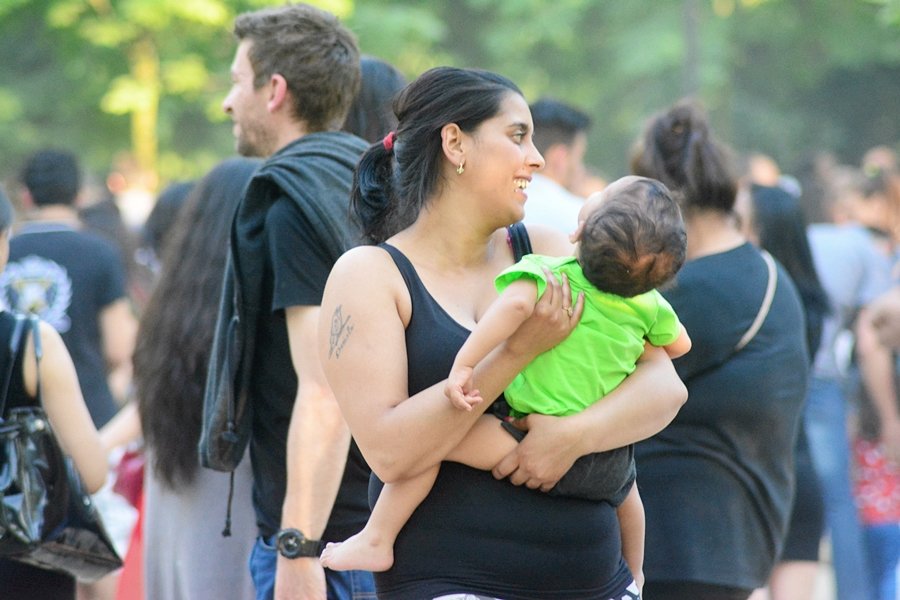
[235,117,277,158]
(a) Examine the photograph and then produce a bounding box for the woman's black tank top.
[370,244,631,600]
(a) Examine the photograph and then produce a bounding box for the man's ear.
[19,187,35,210]
[266,73,289,114]
[440,123,465,167]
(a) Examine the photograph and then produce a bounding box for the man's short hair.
[530,98,592,154]
[234,3,361,132]
[20,149,81,207]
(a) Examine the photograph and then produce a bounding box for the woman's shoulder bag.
[0,313,123,581]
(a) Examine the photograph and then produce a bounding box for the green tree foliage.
[0,0,898,197]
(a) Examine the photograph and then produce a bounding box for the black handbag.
[0,313,123,581]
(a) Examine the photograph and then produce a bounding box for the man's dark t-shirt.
[242,134,370,543]
[0,223,127,427]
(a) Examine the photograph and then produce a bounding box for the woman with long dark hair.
[135,157,260,600]
[737,182,829,600]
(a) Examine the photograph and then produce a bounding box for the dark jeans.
[249,535,376,600]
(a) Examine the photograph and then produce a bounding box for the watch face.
[277,529,304,558]
[276,529,320,558]
[281,532,302,555]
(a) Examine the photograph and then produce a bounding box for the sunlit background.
[1,0,898,219]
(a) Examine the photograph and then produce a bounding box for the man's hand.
[274,557,327,600]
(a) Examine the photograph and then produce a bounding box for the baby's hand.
[444,366,483,411]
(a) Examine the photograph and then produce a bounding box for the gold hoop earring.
[456,160,465,175]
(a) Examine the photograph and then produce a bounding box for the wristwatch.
[275,528,323,558]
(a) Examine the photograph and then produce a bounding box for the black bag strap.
[507,222,533,261]
[0,313,28,418]
[30,315,43,402]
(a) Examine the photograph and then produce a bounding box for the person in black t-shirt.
[0,185,108,600]
[1,149,137,430]
[216,4,372,599]
[631,101,809,600]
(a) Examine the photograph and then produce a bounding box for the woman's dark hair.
[750,183,830,359]
[341,56,406,144]
[143,180,195,257]
[0,186,14,233]
[630,99,737,214]
[352,66,522,244]
[135,157,260,489]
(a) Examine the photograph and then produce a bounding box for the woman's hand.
[492,413,583,491]
[505,269,584,360]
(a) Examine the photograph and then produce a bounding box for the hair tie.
[382,131,396,152]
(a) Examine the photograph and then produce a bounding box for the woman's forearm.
[371,341,537,482]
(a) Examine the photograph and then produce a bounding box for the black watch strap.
[275,528,324,558]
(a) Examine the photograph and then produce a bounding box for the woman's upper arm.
[24,322,107,492]
[318,247,411,472]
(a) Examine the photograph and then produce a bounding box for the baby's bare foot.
[319,532,394,572]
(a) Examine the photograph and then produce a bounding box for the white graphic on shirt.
[0,255,73,333]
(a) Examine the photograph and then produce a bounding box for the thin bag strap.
[734,250,777,352]
[0,313,28,418]
[507,222,533,261]
[29,315,43,402]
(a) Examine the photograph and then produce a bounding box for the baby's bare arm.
[453,279,539,371]
[663,324,692,359]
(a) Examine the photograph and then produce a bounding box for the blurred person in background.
[0,149,139,600]
[804,164,892,600]
[130,179,195,308]
[136,157,260,600]
[522,98,591,233]
[630,100,809,600]
[0,185,109,600]
[847,152,900,600]
[736,181,829,600]
[1,149,137,429]
[341,55,405,144]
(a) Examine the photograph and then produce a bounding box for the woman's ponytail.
[352,141,397,244]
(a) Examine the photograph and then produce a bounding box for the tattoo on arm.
[329,305,354,359]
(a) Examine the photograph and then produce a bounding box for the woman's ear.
[440,123,465,168]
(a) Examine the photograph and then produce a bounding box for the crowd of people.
[0,3,898,600]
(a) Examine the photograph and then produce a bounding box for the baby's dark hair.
[578,177,686,298]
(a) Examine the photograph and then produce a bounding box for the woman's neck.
[684,210,746,260]
[395,201,502,270]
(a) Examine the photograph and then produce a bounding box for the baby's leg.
[320,465,439,572]
[320,416,516,572]
[445,414,519,470]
